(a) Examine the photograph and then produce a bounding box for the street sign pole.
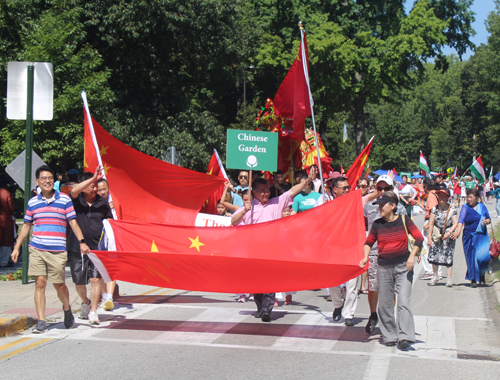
[22,64,35,284]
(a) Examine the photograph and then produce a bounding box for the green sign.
[465,180,475,189]
[226,129,278,172]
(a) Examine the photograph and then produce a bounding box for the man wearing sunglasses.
[328,176,361,326]
[362,175,407,334]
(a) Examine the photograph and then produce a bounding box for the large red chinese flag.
[84,110,226,225]
[346,136,374,188]
[273,29,311,142]
[89,190,366,293]
[199,152,225,214]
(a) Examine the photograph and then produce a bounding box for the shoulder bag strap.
[402,214,409,236]
[441,205,452,236]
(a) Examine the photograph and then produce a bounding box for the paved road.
[1,205,500,379]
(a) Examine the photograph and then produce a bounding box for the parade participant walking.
[10,165,90,333]
[291,174,320,214]
[96,178,118,308]
[327,176,360,326]
[413,179,441,280]
[426,187,458,287]
[270,170,291,199]
[399,175,417,216]
[357,177,370,294]
[490,182,500,218]
[363,175,407,334]
[231,170,250,207]
[68,167,113,325]
[0,177,15,267]
[231,170,315,321]
[360,191,423,350]
[453,178,461,207]
[452,189,492,287]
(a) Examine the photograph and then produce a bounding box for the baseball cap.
[372,194,398,205]
[376,175,394,187]
[68,169,79,175]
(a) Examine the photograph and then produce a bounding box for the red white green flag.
[419,151,430,178]
[470,156,486,184]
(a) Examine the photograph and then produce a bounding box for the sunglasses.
[377,186,392,192]
[335,185,351,191]
[238,176,248,179]
[358,185,368,189]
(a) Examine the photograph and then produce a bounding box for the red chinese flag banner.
[346,136,374,188]
[199,152,225,214]
[89,191,366,293]
[83,110,226,225]
[273,30,311,142]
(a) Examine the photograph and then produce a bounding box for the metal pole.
[243,75,246,113]
[299,24,324,194]
[22,64,35,284]
[171,146,176,165]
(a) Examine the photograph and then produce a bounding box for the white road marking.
[24,303,499,364]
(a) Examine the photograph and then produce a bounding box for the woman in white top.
[399,175,417,216]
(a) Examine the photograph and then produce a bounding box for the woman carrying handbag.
[427,187,459,287]
[360,191,424,351]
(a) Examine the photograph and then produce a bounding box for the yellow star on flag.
[100,145,109,155]
[207,168,213,175]
[188,236,205,252]
[151,240,159,252]
[84,157,89,169]
[103,163,111,175]
[360,154,368,166]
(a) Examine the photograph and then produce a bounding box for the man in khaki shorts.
[11,165,90,333]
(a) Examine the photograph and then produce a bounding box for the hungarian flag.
[89,190,366,293]
[199,150,227,215]
[470,156,486,184]
[419,151,431,178]
[273,29,312,142]
[346,136,374,188]
[83,110,226,225]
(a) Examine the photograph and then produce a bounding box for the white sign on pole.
[5,150,47,192]
[6,62,53,120]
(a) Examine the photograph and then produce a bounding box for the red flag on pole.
[90,190,366,293]
[83,110,226,225]
[346,136,374,188]
[273,31,311,142]
[200,150,226,215]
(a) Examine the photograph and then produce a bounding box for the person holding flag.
[231,170,316,322]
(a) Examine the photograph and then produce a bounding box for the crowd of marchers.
[0,165,495,351]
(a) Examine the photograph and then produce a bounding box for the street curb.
[491,278,500,306]
[0,315,37,337]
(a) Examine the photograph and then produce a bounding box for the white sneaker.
[88,311,100,325]
[446,279,453,287]
[237,295,246,303]
[80,301,90,319]
[103,296,114,311]
[427,276,439,286]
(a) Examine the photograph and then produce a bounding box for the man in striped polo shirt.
[11,165,90,334]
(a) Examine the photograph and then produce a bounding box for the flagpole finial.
[298,21,304,30]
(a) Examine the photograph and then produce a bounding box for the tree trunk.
[354,97,366,155]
